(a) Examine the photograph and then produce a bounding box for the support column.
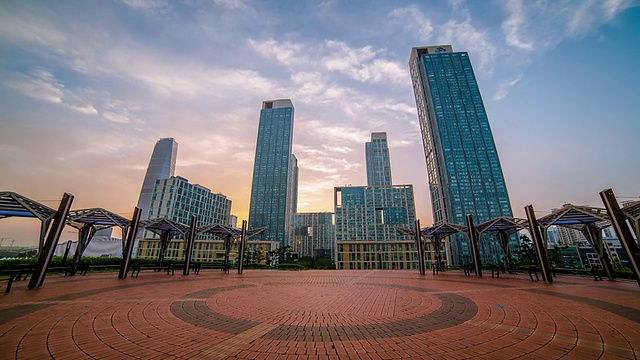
[183,215,197,276]
[582,224,614,281]
[499,231,513,271]
[224,235,232,270]
[158,232,171,265]
[38,220,51,256]
[61,241,73,265]
[71,224,97,272]
[238,220,247,274]
[600,189,640,287]
[29,193,74,289]
[119,207,140,279]
[525,205,553,283]
[466,214,482,278]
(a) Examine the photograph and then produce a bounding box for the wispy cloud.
[388,6,434,40]
[501,0,635,52]
[493,74,523,101]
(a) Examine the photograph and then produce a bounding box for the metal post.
[183,215,197,276]
[600,188,640,286]
[61,241,72,265]
[465,214,482,278]
[71,224,96,274]
[29,193,74,289]
[525,205,553,283]
[583,224,615,281]
[414,220,425,275]
[499,231,513,271]
[158,231,171,266]
[38,220,51,256]
[119,207,141,279]
[224,235,232,270]
[238,220,247,274]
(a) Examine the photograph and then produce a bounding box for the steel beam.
[465,214,482,278]
[71,224,97,273]
[119,207,140,279]
[238,220,247,274]
[525,204,553,283]
[600,189,640,286]
[498,231,513,271]
[224,235,232,270]
[183,215,197,276]
[29,193,74,289]
[158,231,171,266]
[582,224,614,281]
[414,220,425,275]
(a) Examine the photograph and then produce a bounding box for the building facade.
[148,176,232,233]
[334,185,416,242]
[137,138,178,221]
[248,99,297,246]
[365,132,392,187]
[409,45,513,264]
[137,239,278,264]
[290,212,336,259]
[336,239,449,270]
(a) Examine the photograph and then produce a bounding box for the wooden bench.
[129,263,173,278]
[491,264,505,278]
[193,262,229,274]
[83,264,121,275]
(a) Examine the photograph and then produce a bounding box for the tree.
[513,234,537,267]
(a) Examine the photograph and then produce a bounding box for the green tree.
[514,235,537,267]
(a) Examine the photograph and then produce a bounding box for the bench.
[82,264,121,275]
[0,269,20,293]
[129,263,173,278]
[513,267,539,282]
[491,264,505,279]
[193,262,229,274]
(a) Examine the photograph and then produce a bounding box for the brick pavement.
[0,269,638,359]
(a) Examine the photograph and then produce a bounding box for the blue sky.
[1,0,639,246]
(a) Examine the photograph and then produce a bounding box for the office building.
[248,99,297,246]
[148,176,232,232]
[336,239,449,270]
[334,185,416,242]
[137,239,278,264]
[409,45,513,264]
[137,138,178,221]
[365,132,392,186]
[290,212,336,259]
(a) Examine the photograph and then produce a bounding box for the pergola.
[621,200,640,239]
[138,218,190,265]
[537,204,614,280]
[0,191,56,253]
[397,222,467,274]
[66,208,131,269]
[476,216,529,271]
[198,224,266,272]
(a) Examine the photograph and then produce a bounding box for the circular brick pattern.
[171,282,477,341]
[0,270,638,359]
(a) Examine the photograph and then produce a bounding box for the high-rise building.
[148,176,232,232]
[137,138,178,221]
[334,185,416,242]
[290,212,336,259]
[409,45,513,264]
[249,99,297,246]
[365,132,392,187]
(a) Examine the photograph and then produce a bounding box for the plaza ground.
[0,269,638,359]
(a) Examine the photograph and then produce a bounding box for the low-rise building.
[336,239,449,270]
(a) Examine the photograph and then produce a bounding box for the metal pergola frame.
[66,208,131,270]
[537,204,613,280]
[197,224,266,272]
[138,218,190,266]
[476,216,529,272]
[0,191,56,253]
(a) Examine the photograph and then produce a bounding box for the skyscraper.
[409,45,513,264]
[249,99,297,246]
[137,138,178,221]
[365,132,392,186]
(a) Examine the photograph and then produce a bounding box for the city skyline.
[1,1,639,246]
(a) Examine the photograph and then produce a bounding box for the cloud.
[213,0,251,10]
[388,6,434,40]
[492,73,523,101]
[438,18,497,72]
[501,0,636,52]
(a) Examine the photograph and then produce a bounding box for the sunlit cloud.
[492,73,523,101]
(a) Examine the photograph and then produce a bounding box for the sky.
[1,0,639,247]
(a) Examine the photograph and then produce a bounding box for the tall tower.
[137,138,178,220]
[365,132,392,186]
[249,99,297,246]
[409,45,513,264]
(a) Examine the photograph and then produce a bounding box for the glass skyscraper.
[249,99,297,246]
[409,45,513,264]
[137,137,178,221]
[365,132,392,187]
